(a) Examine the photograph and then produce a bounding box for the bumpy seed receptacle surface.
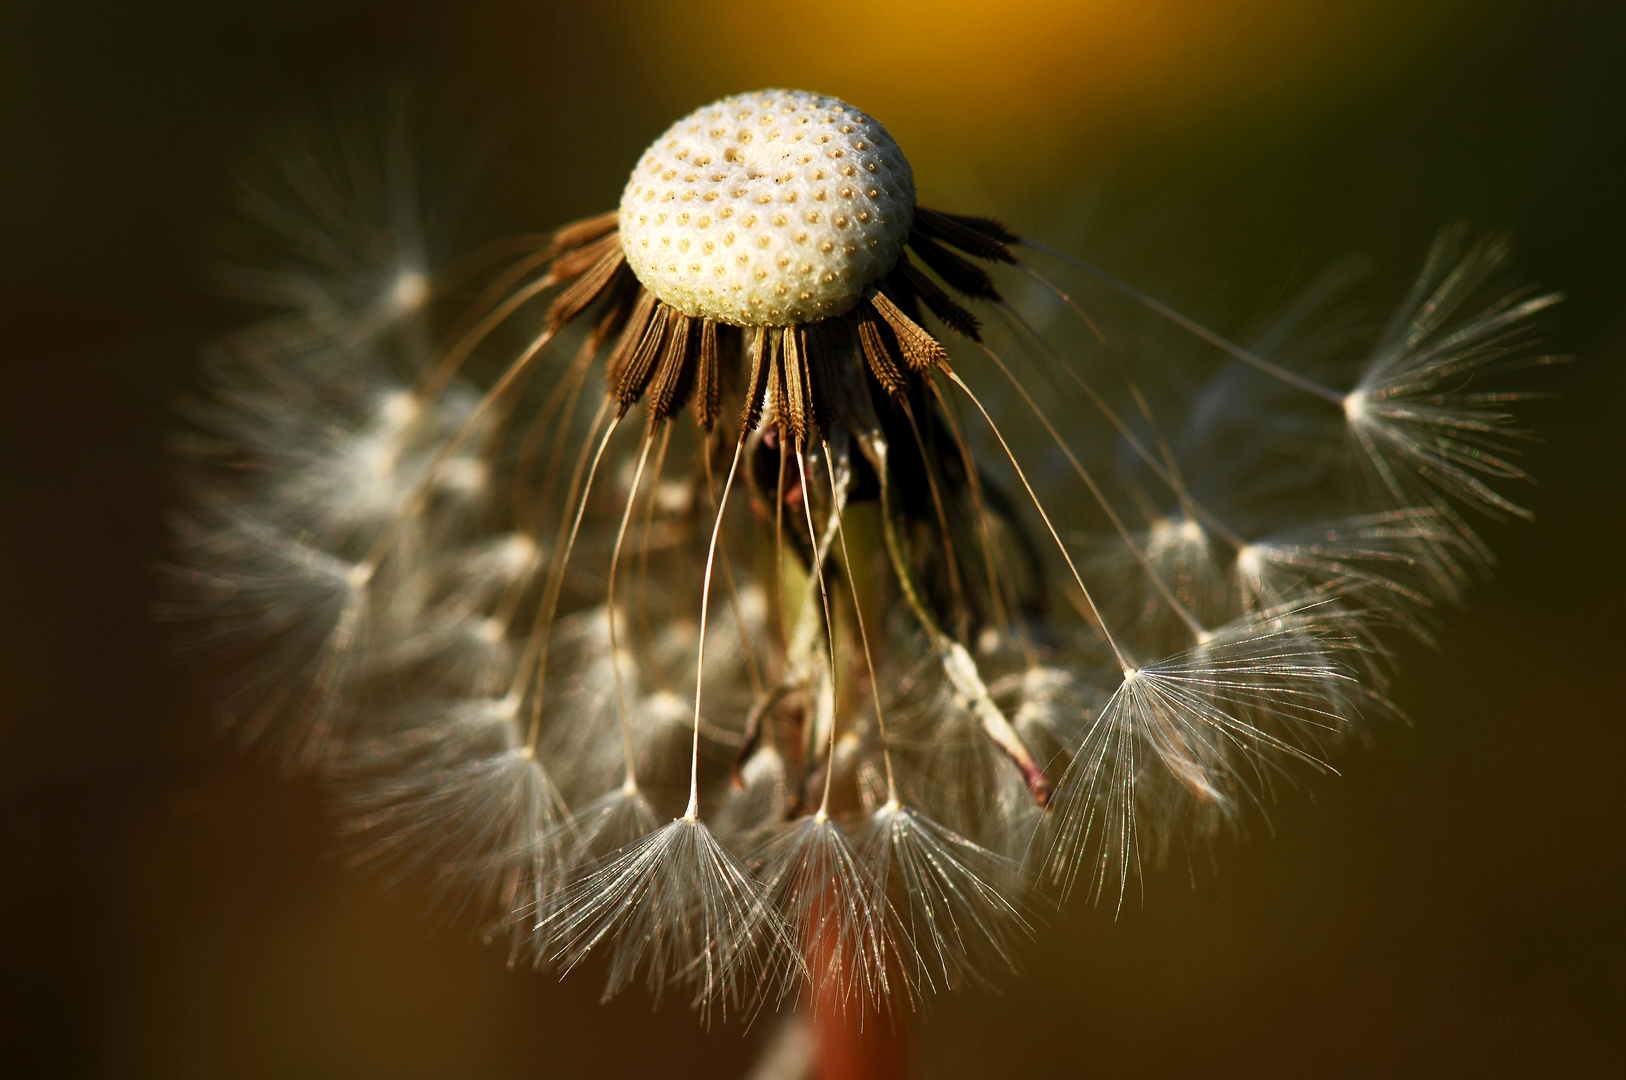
[619,90,915,327]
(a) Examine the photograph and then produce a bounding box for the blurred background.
[2,1,1622,1076]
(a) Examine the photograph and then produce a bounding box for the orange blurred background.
[623,0,1469,175]
[2,1,1622,1076]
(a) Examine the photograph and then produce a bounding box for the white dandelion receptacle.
[619,90,915,326]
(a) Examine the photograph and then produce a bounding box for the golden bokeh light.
[625,0,1469,174]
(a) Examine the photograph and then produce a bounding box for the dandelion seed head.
[167,89,1559,1018]
[618,90,915,326]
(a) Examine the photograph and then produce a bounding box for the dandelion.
[167,87,1560,1033]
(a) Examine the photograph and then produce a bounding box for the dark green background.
[2,2,1621,1076]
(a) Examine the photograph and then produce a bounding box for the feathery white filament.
[689,439,746,819]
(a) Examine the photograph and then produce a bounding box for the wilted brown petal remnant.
[166,89,1560,1018]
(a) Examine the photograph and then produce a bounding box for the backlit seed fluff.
[619,90,915,325]
[167,89,1561,1023]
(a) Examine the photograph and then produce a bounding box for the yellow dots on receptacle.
[618,90,915,325]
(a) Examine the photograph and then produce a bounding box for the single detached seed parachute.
[166,89,1561,1017]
